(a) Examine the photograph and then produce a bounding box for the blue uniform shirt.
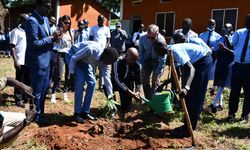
[199,31,221,51]
[232,28,250,64]
[168,43,209,66]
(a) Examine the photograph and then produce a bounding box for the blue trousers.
[30,67,50,121]
[229,63,250,117]
[74,62,96,114]
[184,55,212,130]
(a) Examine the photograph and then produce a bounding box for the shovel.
[168,49,196,148]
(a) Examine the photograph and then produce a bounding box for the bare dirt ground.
[1,57,250,150]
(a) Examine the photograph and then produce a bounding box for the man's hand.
[179,88,188,99]
[129,91,140,102]
[218,42,226,49]
[52,27,63,41]
[25,108,36,126]
[156,84,164,92]
[14,60,21,70]
[19,83,34,98]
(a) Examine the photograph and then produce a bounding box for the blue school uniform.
[168,43,212,130]
[229,28,250,118]
[214,36,234,87]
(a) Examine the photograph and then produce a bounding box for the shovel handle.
[168,49,196,146]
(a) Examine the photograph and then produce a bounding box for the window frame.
[132,0,143,6]
[155,11,176,37]
[160,0,172,3]
[211,8,238,31]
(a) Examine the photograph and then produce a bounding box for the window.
[132,0,143,6]
[155,12,175,37]
[160,0,172,3]
[212,8,238,33]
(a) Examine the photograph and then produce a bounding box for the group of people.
[1,0,250,144]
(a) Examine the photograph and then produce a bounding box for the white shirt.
[89,25,110,49]
[132,31,146,47]
[9,26,27,65]
[53,31,73,53]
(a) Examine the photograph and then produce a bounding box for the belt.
[193,55,210,65]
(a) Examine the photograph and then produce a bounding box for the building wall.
[123,0,249,34]
[59,0,110,29]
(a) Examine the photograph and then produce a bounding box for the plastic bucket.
[140,90,174,113]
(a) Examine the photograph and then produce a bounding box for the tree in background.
[98,0,120,13]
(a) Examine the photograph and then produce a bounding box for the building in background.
[121,0,249,40]
[58,0,118,29]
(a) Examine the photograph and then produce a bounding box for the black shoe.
[81,113,97,120]
[205,104,217,114]
[226,114,235,123]
[209,87,215,96]
[239,116,248,124]
[74,113,84,123]
[16,100,25,108]
[170,126,190,138]
[216,105,224,111]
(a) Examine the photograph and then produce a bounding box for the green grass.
[1,57,250,149]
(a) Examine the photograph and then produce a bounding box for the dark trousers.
[14,65,31,102]
[30,66,50,120]
[117,82,134,112]
[184,55,212,130]
[52,53,69,93]
[229,63,250,118]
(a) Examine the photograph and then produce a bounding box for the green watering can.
[140,90,174,113]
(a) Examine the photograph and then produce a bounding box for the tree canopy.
[99,0,120,13]
[3,0,34,8]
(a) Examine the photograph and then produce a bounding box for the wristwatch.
[184,85,190,91]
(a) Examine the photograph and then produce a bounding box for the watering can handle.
[139,96,150,103]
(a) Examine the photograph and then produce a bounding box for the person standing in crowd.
[110,22,128,56]
[132,24,145,50]
[83,19,90,33]
[49,16,57,33]
[0,77,35,147]
[68,41,119,123]
[110,47,141,113]
[139,24,166,100]
[47,16,58,94]
[3,28,11,58]
[89,15,111,91]
[170,18,198,44]
[227,14,250,124]
[10,13,30,108]
[50,15,73,103]
[25,0,62,123]
[206,23,234,114]
[74,20,89,44]
[154,36,212,137]
[199,19,221,95]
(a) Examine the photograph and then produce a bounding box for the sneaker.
[51,93,57,103]
[205,104,217,114]
[63,92,70,102]
[81,112,97,120]
[239,116,248,124]
[226,114,235,123]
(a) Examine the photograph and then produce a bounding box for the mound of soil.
[33,112,192,150]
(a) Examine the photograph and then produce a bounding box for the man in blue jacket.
[25,0,62,123]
